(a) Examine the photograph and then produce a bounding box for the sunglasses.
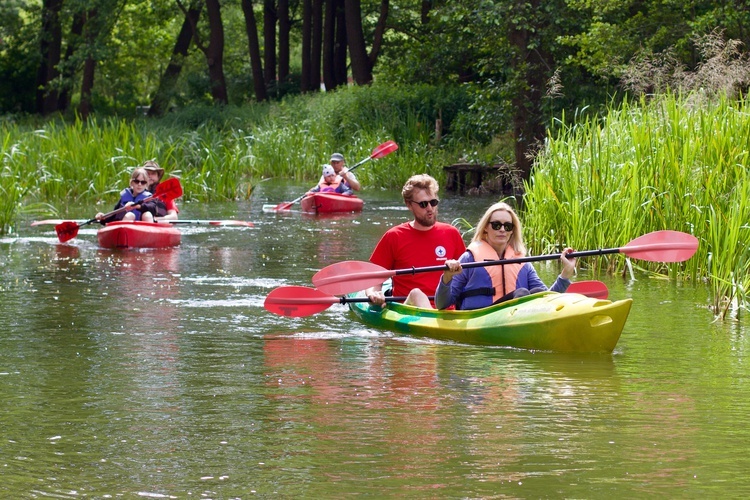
[489,221,514,231]
[410,199,439,209]
[131,179,148,185]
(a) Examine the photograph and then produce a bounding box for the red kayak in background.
[300,193,364,214]
[97,221,181,249]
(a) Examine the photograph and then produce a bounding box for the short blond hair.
[401,174,439,203]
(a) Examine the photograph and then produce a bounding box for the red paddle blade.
[154,177,183,201]
[370,140,398,159]
[55,221,81,243]
[621,230,698,262]
[313,260,395,295]
[264,286,340,317]
[567,280,609,299]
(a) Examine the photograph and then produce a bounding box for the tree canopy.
[1,0,748,178]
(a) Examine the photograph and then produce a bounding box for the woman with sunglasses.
[434,201,576,310]
[96,168,155,223]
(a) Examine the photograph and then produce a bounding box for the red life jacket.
[467,240,524,303]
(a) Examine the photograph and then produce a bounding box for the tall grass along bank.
[523,92,750,318]
[1,84,472,233]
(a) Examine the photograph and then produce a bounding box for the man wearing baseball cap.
[328,153,361,191]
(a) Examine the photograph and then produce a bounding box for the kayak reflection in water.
[435,201,577,310]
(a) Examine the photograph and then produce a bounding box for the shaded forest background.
[2,0,750,181]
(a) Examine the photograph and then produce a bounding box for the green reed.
[1,84,464,232]
[524,92,750,317]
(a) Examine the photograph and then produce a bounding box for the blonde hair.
[401,174,439,203]
[471,201,526,256]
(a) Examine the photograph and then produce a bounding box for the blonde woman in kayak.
[435,201,576,310]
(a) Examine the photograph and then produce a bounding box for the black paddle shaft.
[338,295,434,304]
[392,248,618,276]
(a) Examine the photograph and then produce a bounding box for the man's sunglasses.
[489,221,514,231]
[410,199,439,209]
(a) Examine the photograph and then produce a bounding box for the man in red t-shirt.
[142,160,180,222]
[366,174,466,308]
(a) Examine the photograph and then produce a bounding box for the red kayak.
[300,193,364,214]
[97,221,181,249]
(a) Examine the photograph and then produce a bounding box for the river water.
[2,180,749,497]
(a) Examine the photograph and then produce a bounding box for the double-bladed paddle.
[264,280,610,317]
[264,140,399,213]
[33,218,253,227]
[54,177,183,243]
[165,219,254,227]
[312,230,698,296]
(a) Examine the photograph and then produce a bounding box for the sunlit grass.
[1,84,466,232]
[523,92,750,317]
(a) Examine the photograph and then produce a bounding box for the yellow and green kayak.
[347,291,632,353]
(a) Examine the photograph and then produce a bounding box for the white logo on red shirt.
[435,246,447,258]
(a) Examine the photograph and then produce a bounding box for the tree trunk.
[368,0,389,69]
[263,0,277,89]
[344,0,371,84]
[77,7,100,118]
[301,0,312,91]
[149,5,202,116]
[333,0,347,86]
[36,0,63,115]
[79,53,96,119]
[508,0,549,182]
[310,0,323,91]
[241,0,268,102]
[322,0,335,90]
[57,10,86,113]
[278,0,290,84]
[205,0,228,104]
[421,0,430,24]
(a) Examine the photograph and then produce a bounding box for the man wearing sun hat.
[142,160,179,221]
[308,164,353,195]
[328,152,361,191]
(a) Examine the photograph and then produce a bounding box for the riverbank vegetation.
[0,82,482,219]
[3,0,750,317]
[4,86,750,317]
[523,92,750,319]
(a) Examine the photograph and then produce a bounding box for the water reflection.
[3,187,750,496]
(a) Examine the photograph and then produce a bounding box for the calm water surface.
[2,180,750,498]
